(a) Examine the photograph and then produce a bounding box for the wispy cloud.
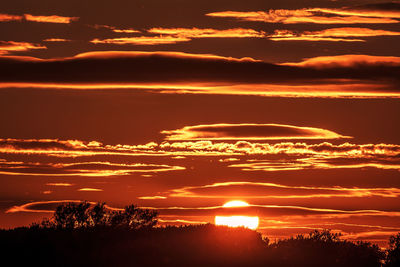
[78,188,103,192]
[92,24,140,33]
[206,2,400,25]
[0,159,185,176]
[269,27,400,42]
[43,38,71,42]
[281,54,400,68]
[23,14,78,24]
[0,41,46,55]
[46,183,74,187]
[148,27,265,38]
[0,14,23,22]
[167,181,400,199]
[0,13,78,24]
[91,36,191,45]
[161,123,349,141]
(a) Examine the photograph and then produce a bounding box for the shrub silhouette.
[270,229,385,267]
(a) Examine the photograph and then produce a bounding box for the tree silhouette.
[48,201,158,229]
[385,233,400,267]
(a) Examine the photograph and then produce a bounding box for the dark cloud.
[0,51,399,97]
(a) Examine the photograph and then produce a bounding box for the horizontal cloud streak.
[161,123,349,140]
[206,3,400,24]
[206,10,398,24]
[23,14,78,24]
[0,14,23,22]
[0,51,399,98]
[91,36,191,45]
[0,159,185,176]
[282,54,400,68]
[0,41,46,55]
[0,13,78,24]
[167,181,400,199]
[148,27,265,38]
[269,27,400,42]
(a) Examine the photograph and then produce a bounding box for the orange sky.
[0,0,399,247]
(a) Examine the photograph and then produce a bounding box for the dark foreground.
[1,224,399,267]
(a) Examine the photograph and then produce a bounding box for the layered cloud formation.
[0,51,399,98]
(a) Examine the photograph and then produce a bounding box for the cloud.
[159,141,400,157]
[43,38,71,42]
[2,138,400,161]
[206,2,400,25]
[309,2,400,19]
[6,200,122,213]
[0,159,185,177]
[0,13,78,24]
[0,41,46,55]
[46,183,73,186]
[230,156,400,172]
[0,14,23,22]
[78,188,103,192]
[148,27,266,38]
[161,123,349,141]
[206,10,398,24]
[0,51,399,98]
[282,54,400,68]
[23,14,78,24]
[269,27,400,42]
[167,181,400,199]
[91,36,191,45]
[91,27,266,46]
[138,196,167,200]
[8,200,400,218]
[92,24,140,33]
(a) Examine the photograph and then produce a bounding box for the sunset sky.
[1,0,400,246]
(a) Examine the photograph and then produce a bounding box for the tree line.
[1,201,399,267]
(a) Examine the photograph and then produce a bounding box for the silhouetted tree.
[270,229,384,267]
[385,232,400,267]
[48,201,158,229]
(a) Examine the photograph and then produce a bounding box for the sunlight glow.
[222,200,250,207]
[215,216,259,230]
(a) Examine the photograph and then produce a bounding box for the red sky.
[0,0,399,247]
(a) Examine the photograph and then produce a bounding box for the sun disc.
[215,216,259,230]
[222,200,250,208]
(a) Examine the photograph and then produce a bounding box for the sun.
[222,200,250,208]
[215,200,259,230]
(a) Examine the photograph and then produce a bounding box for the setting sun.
[215,200,259,230]
[215,216,259,230]
[222,200,250,208]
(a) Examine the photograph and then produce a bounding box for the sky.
[0,0,400,246]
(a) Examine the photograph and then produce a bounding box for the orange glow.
[1,82,398,99]
[222,200,250,207]
[282,55,400,68]
[23,14,78,24]
[269,28,400,42]
[206,10,398,24]
[91,36,191,45]
[0,13,23,22]
[43,38,71,42]
[0,41,46,55]
[148,27,265,38]
[215,216,259,230]
[161,123,350,141]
